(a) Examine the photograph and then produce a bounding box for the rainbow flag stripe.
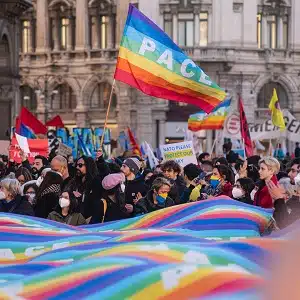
[188,98,231,131]
[114,4,226,113]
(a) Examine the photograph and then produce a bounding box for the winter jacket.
[48,211,87,226]
[254,175,278,208]
[169,176,186,204]
[201,181,233,199]
[0,195,34,216]
[180,184,202,204]
[34,185,60,219]
[124,175,148,205]
[273,196,300,229]
[91,196,129,224]
[234,196,253,205]
[135,190,175,215]
[70,175,104,219]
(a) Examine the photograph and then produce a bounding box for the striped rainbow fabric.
[0,198,284,299]
[114,4,226,113]
[188,98,231,131]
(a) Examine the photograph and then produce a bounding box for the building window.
[90,16,109,49]
[20,85,37,111]
[257,82,288,109]
[51,84,76,110]
[267,15,277,49]
[90,82,117,109]
[61,18,69,50]
[199,12,208,46]
[178,13,194,47]
[257,13,262,49]
[164,13,172,38]
[22,20,30,53]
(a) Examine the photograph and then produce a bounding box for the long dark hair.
[57,191,78,214]
[16,167,32,182]
[237,177,255,199]
[215,164,234,185]
[36,171,63,199]
[75,156,99,190]
[103,184,126,209]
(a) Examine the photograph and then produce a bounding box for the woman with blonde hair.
[0,178,34,216]
[254,157,280,208]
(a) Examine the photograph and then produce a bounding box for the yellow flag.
[268,88,286,131]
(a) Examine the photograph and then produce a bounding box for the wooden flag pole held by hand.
[100,79,116,149]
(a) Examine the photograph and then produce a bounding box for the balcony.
[19,48,118,68]
[182,47,300,67]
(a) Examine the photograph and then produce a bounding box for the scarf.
[41,184,61,197]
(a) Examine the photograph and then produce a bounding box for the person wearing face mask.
[35,171,63,218]
[35,168,52,188]
[48,191,86,226]
[134,177,174,215]
[91,173,129,223]
[254,157,280,208]
[0,178,34,216]
[232,178,255,205]
[201,164,234,199]
[22,182,38,206]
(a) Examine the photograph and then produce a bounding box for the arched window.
[51,83,76,110]
[257,82,288,109]
[90,82,117,109]
[20,85,37,111]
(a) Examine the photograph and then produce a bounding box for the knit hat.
[102,173,125,190]
[123,158,142,175]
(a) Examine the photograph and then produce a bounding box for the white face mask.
[0,191,6,200]
[36,177,43,187]
[250,189,257,201]
[295,173,300,186]
[59,197,70,208]
[232,187,244,199]
[26,193,36,202]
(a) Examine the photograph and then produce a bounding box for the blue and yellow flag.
[268,88,286,131]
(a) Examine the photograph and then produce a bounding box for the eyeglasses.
[76,163,85,168]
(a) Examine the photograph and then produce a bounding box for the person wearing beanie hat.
[91,173,128,224]
[121,157,148,214]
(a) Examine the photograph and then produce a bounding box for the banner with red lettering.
[9,138,48,163]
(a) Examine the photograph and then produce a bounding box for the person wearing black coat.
[34,171,62,218]
[69,156,105,219]
[0,178,34,216]
[135,177,175,215]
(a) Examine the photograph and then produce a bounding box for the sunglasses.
[76,163,85,168]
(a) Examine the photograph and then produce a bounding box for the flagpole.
[100,79,116,149]
[210,133,217,156]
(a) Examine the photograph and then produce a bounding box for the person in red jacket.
[254,157,280,208]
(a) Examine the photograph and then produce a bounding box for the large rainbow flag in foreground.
[114,4,226,113]
[0,197,296,299]
[188,98,231,131]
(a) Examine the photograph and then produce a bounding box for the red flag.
[19,108,47,135]
[127,127,142,157]
[239,97,253,157]
[45,115,65,128]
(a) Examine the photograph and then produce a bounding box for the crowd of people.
[0,140,299,229]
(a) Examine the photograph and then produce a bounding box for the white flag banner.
[223,110,300,142]
[144,142,159,169]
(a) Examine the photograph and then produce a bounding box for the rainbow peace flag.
[188,98,231,131]
[114,4,226,113]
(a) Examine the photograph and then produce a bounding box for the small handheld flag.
[268,88,286,131]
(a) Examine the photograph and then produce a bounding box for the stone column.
[194,7,200,46]
[28,19,33,52]
[291,0,300,50]
[116,0,131,46]
[277,15,284,49]
[92,16,100,49]
[172,13,178,44]
[262,14,268,48]
[75,0,89,51]
[242,0,257,48]
[107,15,113,49]
[36,0,50,52]
[67,17,73,51]
[207,7,213,45]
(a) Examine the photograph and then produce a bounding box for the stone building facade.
[19,0,300,149]
[0,0,32,140]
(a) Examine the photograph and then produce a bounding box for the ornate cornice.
[0,0,32,23]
